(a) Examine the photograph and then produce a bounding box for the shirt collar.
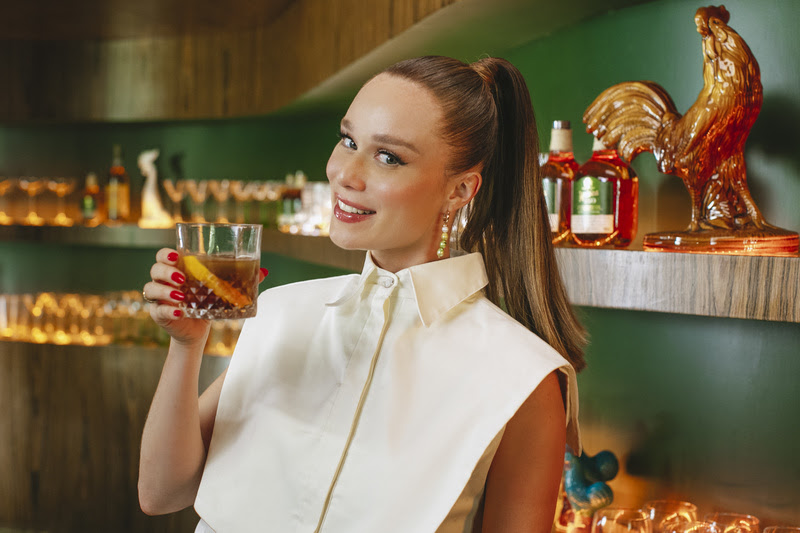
[327,252,489,327]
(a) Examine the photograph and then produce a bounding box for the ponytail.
[384,56,587,371]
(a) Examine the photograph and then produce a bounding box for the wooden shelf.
[556,247,800,323]
[2,225,797,323]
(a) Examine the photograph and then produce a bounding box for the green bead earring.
[437,211,450,259]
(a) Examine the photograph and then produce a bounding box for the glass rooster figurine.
[583,5,798,255]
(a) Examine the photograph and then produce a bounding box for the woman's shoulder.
[454,294,568,364]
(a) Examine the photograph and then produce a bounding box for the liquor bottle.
[541,121,579,244]
[80,172,104,227]
[571,137,638,248]
[106,144,130,224]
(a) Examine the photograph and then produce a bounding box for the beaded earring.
[437,211,450,259]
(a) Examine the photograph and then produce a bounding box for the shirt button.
[379,278,394,288]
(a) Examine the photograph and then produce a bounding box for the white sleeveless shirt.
[194,252,580,532]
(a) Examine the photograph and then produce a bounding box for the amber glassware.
[583,5,798,255]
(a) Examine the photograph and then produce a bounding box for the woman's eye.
[339,132,357,150]
[377,151,404,166]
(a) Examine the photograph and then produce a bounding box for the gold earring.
[437,211,450,259]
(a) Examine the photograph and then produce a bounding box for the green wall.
[1,0,799,525]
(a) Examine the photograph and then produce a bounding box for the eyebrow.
[341,118,420,154]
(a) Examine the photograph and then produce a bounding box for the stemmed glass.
[644,500,698,533]
[230,180,257,223]
[48,177,77,226]
[18,176,47,226]
[207,179,232,223]
[704,513,760,533]
[162,179,187,223]
[0,177,16,225]
[184,179,209,222]
[592,508,652,533]
[251,181,283,228]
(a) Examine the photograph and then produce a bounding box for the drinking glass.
[230,180,257,223]
[644,500,698,533]
[208,179,232,223]
[673,522,719,533]
[176,223,262,319]
[592,508,652,533]
[705,513,760,533]
[0,294,18,340]
[0,177,16,225]
[252,180,283,227]
[18,176,47,226]
[185,179,209,222]
[162,179,187,222]
[48,177,77,226]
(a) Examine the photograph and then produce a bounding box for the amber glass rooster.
[583,5,798,254]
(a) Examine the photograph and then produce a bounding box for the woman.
[139,56,586,532]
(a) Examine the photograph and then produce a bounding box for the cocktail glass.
[48,177,77,226]
[185,179,209,222]
[18,176,47,226]
[644,500,698,533]
[208,179,232,223]
[0,177,16,225]
[230,181,257,223]
[162,179,187,222]
[704,513,760,533]
[176,223,262,320]
[592,508,652,533]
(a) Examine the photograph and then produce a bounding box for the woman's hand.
[143,248,210,346]
[144,248,269,346]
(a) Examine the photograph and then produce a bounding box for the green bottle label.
[542,178,560,231]
[572,176,613,234]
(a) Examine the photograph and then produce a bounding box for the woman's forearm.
[138,337,210,515]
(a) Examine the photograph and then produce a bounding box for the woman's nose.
[327,151,366,191]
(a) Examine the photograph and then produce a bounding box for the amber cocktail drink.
[177,223,262,320]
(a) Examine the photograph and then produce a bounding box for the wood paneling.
[0,0,461,122]
[0,0,293,40]
[0,342,229,531]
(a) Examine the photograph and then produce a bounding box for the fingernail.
[260,267,269,277]
[170,290,185,301]
[167,252,179,262]
[173,309,182,317]
[172,272,186,284]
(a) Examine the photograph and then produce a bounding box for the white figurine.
[137,148,173,229]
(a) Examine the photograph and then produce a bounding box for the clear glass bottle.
[571,137,638,248]
[541,121,579,244]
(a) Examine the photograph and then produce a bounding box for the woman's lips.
[334,197,375,223]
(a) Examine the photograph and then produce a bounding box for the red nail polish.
[172,272,186,284]
[167,252,179,262]
[170,290,185,301]
[260,267,269,277]
[173,309,182,317]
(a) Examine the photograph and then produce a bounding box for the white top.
[194,252,580,533]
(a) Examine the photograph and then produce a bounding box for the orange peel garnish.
[182,255,252,307]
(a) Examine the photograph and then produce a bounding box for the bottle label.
[542,178,560,231]
[572,176,613,234]
[81,195,97,218]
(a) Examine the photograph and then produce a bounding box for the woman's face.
[326,73,460,272]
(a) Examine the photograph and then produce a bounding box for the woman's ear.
[447,170,482,212]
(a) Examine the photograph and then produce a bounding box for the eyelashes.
[337,129,407,166]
